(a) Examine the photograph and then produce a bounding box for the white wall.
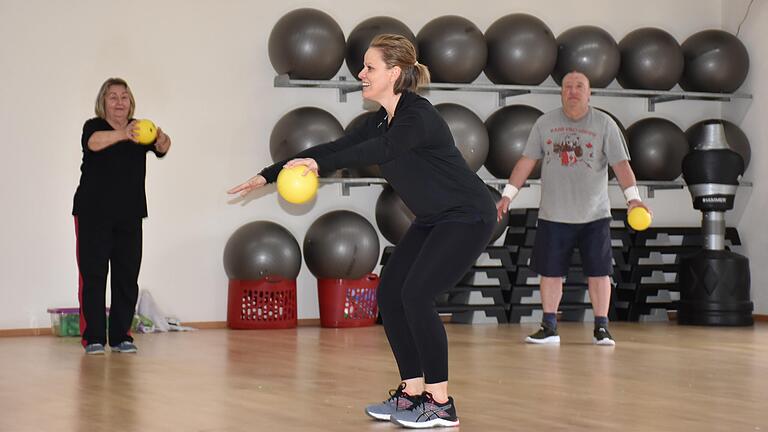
[723,0,768,314]
[3,0,755,330]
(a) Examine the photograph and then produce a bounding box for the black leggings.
[378,220,494,384]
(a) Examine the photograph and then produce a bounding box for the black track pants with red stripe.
[75,216,142,347]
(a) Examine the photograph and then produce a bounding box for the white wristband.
[623,185,641,203]
[502,184,519,201]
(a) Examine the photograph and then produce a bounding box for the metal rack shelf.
[274,74,752,112]
[281,72,753,198]
[319,177,753,198]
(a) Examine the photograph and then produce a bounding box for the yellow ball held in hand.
[276,165,318,204]
[627,206,652,231]
[135,119,158,145]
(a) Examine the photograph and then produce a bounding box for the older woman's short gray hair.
[94,77,135,119]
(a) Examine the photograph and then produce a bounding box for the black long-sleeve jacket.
[261,91,495,226]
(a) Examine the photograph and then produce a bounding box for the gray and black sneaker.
[390,392,460,429]
[593,326,616,346]
[524,322,560,344]
[365,383,418,421]
[110,341,138,353]
[84,343,105,355]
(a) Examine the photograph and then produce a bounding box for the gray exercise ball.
[435,103,489,172]
[223,221,302,280]
[375,186,414,245]
[626,118,689,181]
[484,14,556,85]
[680,30,749,93]
[484,105,543,179]
[270,107,344,177]
[268,8,346,80]
[346,17,416,78]
[553,26,620,88]
[686,119,751,170]
[486,186,509,244]
[303,210,380,279]
[617,27,683,90]
[345,111,383,178]
[417,15,487,83]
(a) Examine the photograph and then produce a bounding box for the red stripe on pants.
[74,216,87,347]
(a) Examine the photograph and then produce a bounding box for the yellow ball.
[627,207,652,231]
[135,119,158,145]
[276,166,318,204]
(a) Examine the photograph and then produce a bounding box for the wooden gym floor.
[1,322,766,432]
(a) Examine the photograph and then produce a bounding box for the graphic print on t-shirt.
[544,126,598,170]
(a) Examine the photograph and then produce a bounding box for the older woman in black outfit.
[73,78,171,355]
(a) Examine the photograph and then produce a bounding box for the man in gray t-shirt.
[497,71,651,346]
[524,106,629,223]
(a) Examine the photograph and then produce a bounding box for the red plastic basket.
[318,274,379,328]
[227,277,297,329]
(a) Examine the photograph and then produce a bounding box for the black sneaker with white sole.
[524,322,560,344]
[593,326,616,346]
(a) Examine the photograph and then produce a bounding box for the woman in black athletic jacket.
[229,35,494,429]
